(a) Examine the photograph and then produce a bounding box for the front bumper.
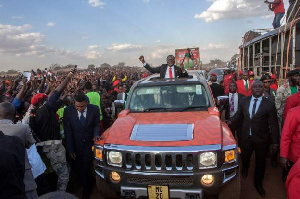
[95,160,238,198]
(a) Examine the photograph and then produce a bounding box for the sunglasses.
[263,81,271,84]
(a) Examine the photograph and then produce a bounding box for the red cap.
[248,71,254,76]
[239,70,244,75]
[31,93,48,105]
[113,79,120,86]
[271,74,276,79]
[210,72,217,77]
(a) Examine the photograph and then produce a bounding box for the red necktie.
[169,67,173,78]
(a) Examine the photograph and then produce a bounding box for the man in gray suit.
[0,102,37,199]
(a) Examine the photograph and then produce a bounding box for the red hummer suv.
[94,71,240,199]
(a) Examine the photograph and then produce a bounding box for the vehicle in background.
[207,68,228,84]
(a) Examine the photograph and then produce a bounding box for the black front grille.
[127,175,193,186]
[125,152,195,171]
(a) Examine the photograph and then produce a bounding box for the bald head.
[0,102,15,120]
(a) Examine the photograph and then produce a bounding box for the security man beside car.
[226,80,280,197]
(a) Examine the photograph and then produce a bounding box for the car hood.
[101,111,222,147]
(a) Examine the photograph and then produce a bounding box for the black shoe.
[271,159,277,168]
[242,168,248,178]
[254,184,265,197]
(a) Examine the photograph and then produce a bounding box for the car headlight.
[224,149,236,163]
[199,152,217,167]
[107,151,122,167]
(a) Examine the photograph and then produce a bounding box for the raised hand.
[139,55,145,64]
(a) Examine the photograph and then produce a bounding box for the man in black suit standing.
[139,55,189,78]
[227,80,279,197]
[224,81,245,143]
[209,73,225,99]
[63,94,101,199]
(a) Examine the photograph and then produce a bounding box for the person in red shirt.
[283,92,300,121]
[236,70,253,96]
[238,70,244,80]
[286,158,300,199]
[270,74,278,91]
[280,106,300,180]
[223,69,233,94]
[265,0,285,29]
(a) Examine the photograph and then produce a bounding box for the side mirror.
[217,95,229,106]
[118,110,130,118]
[208,107,220,117]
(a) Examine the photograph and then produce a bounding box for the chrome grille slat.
[124,152,196,172]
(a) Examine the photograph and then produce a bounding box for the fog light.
[110,171,121,183]
[201,174,214,186]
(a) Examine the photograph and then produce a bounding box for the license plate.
[147,185,169,199]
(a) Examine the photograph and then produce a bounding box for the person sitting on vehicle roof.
[264,0,285,29]
[139,55,189,78]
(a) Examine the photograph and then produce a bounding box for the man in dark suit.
[139,55,189,78]
[209,73,225,99]
[224,81,245,143]
[0,131,26,199]
[63,94,101,199]
[228,80,279,197]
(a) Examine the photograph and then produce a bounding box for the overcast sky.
[0,0,289,71]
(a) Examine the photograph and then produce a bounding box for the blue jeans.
[273,12,284,29]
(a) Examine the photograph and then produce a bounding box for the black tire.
[96,174,119,199]
[218,168,241,199]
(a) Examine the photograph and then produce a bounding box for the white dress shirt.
[229,92,239,118]
[164,66,175,79]
[248,96,263,135]
[77,107,87,118]
[243,79,249,87]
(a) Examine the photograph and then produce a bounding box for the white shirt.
[249,96,263,135]
[243,79,249,87]
[164,66,175,79]
[77,107,87,118]
[229,92,239,118]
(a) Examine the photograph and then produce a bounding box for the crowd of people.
[0,66,147,199]
[0,57,299,199]
[209,68,300,198]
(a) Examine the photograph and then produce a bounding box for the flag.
[184,48,194,60]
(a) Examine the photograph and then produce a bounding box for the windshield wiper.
[143,107,172,112]
[180,106,208,112]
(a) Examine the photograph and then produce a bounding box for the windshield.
[129,84,209,112]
